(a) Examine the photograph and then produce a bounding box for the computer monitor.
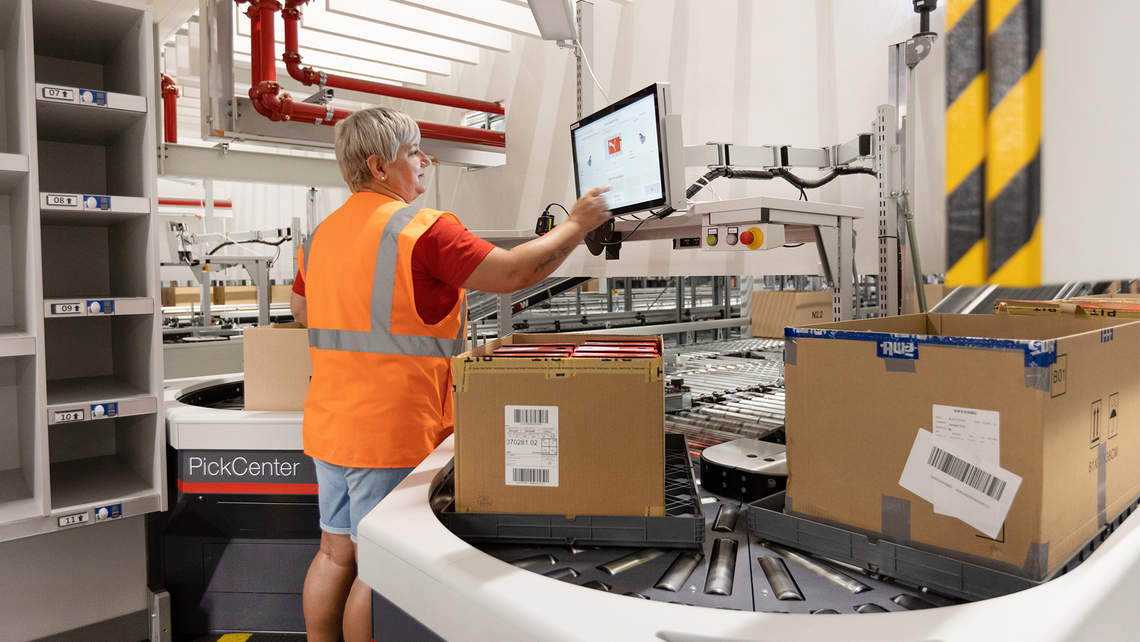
[571,83,686,217]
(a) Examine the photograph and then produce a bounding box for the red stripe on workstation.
[158,199,234,208]
[176,478,318,494]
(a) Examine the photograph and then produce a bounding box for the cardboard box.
[453,333,665,517]
[242,322,312,411]
[784,312,1140,580]
[161,286,213,307]
[750,291,833,339]
[996,298,1140,318]
[214,285,258,305]
[581,278,600,292]
[271,284,293,304]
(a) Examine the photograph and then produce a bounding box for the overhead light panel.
[302,0,482,65]
[528,0,577,41]
[329,0,513,52]
[387,0,541,38]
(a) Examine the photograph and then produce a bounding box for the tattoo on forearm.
[535,245,572,273]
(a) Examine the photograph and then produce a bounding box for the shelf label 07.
[54,409,85,423]
[58,512,89,528]
[41,85,75,102]
[43,194,80,208]
[51,302,84,315]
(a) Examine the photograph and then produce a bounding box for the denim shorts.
[313,458,414,542]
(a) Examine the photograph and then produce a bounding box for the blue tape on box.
[784,327,1057,368]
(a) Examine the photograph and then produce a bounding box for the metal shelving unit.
[0,0,45,534]
[0,0,163,543]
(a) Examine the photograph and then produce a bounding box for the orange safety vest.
[296,192,467,468]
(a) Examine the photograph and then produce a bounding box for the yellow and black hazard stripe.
[985,0,1041,285]
[945,0,988,286]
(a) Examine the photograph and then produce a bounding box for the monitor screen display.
[571,85,667,217]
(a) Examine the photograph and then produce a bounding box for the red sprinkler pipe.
[160,73,181,144]
[238,0,506,148]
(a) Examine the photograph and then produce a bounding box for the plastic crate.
[746,491,1140,601]
[435,434,704,548]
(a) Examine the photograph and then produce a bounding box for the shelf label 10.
[57,512,89,528]
[54,409,85,424]
[41,85,75,102]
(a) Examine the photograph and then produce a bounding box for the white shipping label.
[504,405,559,487]
[933,404,1000,462]
[898,429,1022,539]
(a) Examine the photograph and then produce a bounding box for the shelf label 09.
[51,302,83,315]
[78,89,108,107]
[43,194,80,208]
[41,85,75,102]
[54,409,85,423]
[57,512,89,528]
[84,195,111,210]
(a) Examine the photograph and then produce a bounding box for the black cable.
[783,243,806,248]
[544,202,570,217]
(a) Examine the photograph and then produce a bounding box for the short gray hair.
[334,107,420,192]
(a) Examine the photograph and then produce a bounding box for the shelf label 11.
[51,302,83,315]
[58,512,89,528]
[54,409,85,423]
[41,85,75,102]
[43,193,80,209]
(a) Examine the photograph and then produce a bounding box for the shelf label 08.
[51,302,84,316]
[41,85,75,102]
[57,512,89,528]
[54,409,85,423]
[43,193,80,208]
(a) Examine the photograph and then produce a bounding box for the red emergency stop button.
[739,230,754,245]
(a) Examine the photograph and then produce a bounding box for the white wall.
[178,0,947,281]
[399,0,945,278]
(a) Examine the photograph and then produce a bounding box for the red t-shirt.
[293,214,495,325]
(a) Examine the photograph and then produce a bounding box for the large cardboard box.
[453,333,665,517]
[243,322,312,411]
[750,291,833,338]
[784,312,1140,580]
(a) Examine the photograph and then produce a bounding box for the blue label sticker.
[1102,328,1114,343]
[94,503,122,522]
[78,89,107,106]
[877,338,919,360]
[86,299,114,314]
[91,402,117,418]
[83,195,111,210]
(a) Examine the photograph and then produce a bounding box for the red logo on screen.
[607,136,622,155]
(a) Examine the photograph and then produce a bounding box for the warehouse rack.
[0,0,164,543]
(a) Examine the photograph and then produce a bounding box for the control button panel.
[700,222,785,251]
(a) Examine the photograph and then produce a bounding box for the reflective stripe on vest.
[306,204,466,358]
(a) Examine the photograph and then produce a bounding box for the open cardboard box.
[784,312,1140,580]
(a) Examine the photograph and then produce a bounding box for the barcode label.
[505,405,559,487]
[511,468,550,484]
[927,446,1007,500]
[899,428,1023,539]
[513,408,549,424]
